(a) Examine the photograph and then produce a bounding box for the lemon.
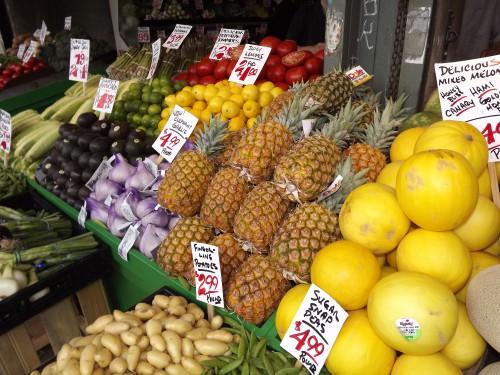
[207,96,225,114]
[217,88,231,101]
[193,100,207,111]
[230,85,243,94]
[238,109,248,122]
[192,85,206,101]
[246,117,258,129]
[200,108,211,124]
[182,86,193,92]
[228,116,246,132]
[215,81,227,89]
[176,91,195,107]
[157,118,167,131]
[229,93,244,107]
[258,91,274,108]
[242,100,261,118]
[161,107,171,119]
[242,84,259,101]
[221,100,241,119]
[259,81,275,92]
[270,86,284,98]
[187,107,202,119]
[204,85,219,102]
[164,94,177,107]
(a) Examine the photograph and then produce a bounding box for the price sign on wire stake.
[152,105,198,163]
[163,24,192,49]
[147,38,162,80]
[64,16,71,31]
[93,78,120,113]
[137,27,151,43]
[191,242,224,308]
[281,284,349,375]
[0,109,12,154]
[209,28,245,60]
[17,44,26,59]
[229,44,271,85]
[69,38,90,82]
[23,40,38,63]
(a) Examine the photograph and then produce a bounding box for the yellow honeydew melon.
[367,271,459,355]
[380,265,397,278]
[339,183,411,255]
[274,283,310,339]
[385,249,397,268]
[396,149,479,231]
[454,195,500,251]
[390,127,425,162]
[413,120,488,177]
[455,251,500,303]
[396,229,472,293]
[466,264,500,352]
[375,161,404,190]
[483,240,500,256]
[441,301,487,370]
[325,309,396,375]
[477,167,492,200]
[391,353,462,375]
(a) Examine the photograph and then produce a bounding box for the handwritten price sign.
[163,24,192,49]
[209,28,245,60]
[69,38,90,82]
[147,38,162,80]
[152,105,197,162]
[229,44,271,85]
[17,45,26,59]
[281,284,348,375]
[0,110,12,153]
[64,16,72,30]
[23,40,38,63]
[191,242,224,308]
[92,78,120,113]
[137,27,151,43]
[435,55,500,161]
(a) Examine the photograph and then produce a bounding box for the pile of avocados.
[38,112,156,210]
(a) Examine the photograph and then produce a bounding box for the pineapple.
[199,167,251,233]
[212,129,245,168]
[273,100,366,203]
[265,82,305,119]
[157,216,214,277]
[269,157,369,283]
[343,94,409,182]
[233,181,294,252]
[352,89,382,128]
[156,115,228,217]
[229,93,319,185]
[302,68,354,115]
[184,233,248,287]
[225,254,291,326]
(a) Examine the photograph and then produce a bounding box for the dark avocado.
[54,170,69,187]
[91,119,112,135]
[67,128,85,145]
[77,132,101,150]
[58,123,77,138]
[54,138,64,152]
[77,112,98,128]
[62,160,80,176]
[127,128,146,140]
[110,139,127,155]
[66,182,82,199]
[78,151,92,169]
[73,201,83,211]
[81,168,94,182]
[88,152,108,170]
[70,146,85,162]
[78,185,92,200]
[108,122,130,140]
[48,148,61,163]
[69,170,83,183]
[143,135,156,156]
[89,137,113,154]
[125,138,145,156]
[60,139,73,159]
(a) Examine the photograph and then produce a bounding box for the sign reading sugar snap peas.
[281,284,348,375]
[191,242,224,307]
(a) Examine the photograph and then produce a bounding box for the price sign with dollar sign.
[191,242,224,308]
[281,284,349,375]
[93,78,120,113]
[163,24,192,49]
[229,44,271,85]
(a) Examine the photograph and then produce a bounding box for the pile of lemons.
[158,80,284,135]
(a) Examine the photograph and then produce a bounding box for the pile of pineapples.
[155,70,410,326]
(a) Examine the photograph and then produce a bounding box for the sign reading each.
[93,78,120,113]
[23,40,38,63]
[147,38,162,80]
[228,44,271,85]
[152,104,198,162]
[137,26,151,43]
[17,44,26,59]
[69,38,90,82]
[209,28,245,60]
[435,55,500,162]
[163,24,192,49]
[64,16,71,31]
[0,110,12,153]
[191,242,224,307]
[281,284,349,375]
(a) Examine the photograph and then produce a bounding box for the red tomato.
[308,74,321,81]
[37,61,48,68]
[315,49,325,60]
[226,60,237,76]
[172,72,189,82]
[199,75,217,85]
[2,68,14,77]
[303,56,324,75]
[214,59,231,79]
[267,63,287,82]
[23,67,32,74]
[259,36,281,54]
[229,45,245,61]
[258,64,268,80]
[303,50,314,59]
[196,59,216,76]
[274,81,289,90]
[186,74,200,86]
[266,54,282,68]
[277,40,297,57]
[285,66,309,85]
[187,63,198,75]
[281,51,308,68]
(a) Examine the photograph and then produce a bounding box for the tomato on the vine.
[186,74,200,86]
[258,64,268,80]
[259,36,281,54]
[267,63,287,82]
[277,40,297,57]
[226,60,237,76]
[304,56,324,75]
[285,66,309,85]
[266,54,282,68]
[199,75,217,85]
[187,63,198,75]
[282,51,308,68]
[173,72,189,82]
[196,60,216,76]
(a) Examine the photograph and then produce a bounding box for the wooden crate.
[0,280,110,375]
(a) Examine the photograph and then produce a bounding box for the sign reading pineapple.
[229,44,271,85]
[281,284,348,375]
[191,242,224,308]
[69,38,90,82]
[0,110,12,153]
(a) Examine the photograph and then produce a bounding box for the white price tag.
[40,21,48,45]
[209,28,245,60]
[0,110,12,153]
[78,200,87,227]
[281,284,349,375]
[163,24,192,49]
[64,16,72,30]
[435,56,500,161]
[122,192,139,221]
[152,105,198,163]
[302,119,316,137]
[147,38,162,79]
[229,44,271,85]
[33,29,42,40]
[17,44,26,59]
[84,155,115,191]
[191,242,224,307]
[345,66,373,87]
[93,78,120,113]
[137,27,151,43]
[316,175,343,202]
[69,38,90,82]
[23,41,38,63]
[118,222,141,261]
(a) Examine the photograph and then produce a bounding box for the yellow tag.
[345,66,373,87]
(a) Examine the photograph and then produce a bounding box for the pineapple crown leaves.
[320,156,370,214]
[195,113,229,157]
